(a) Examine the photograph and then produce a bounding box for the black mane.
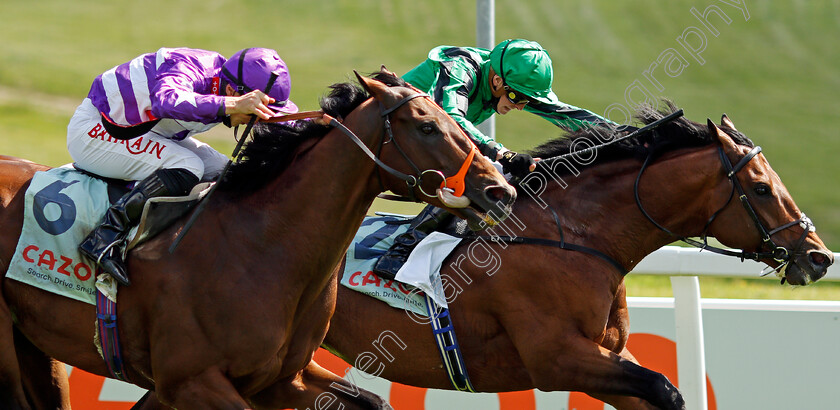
[526,102,754,178]
[219,73,388,192]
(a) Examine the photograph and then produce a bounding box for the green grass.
[0,103,72,164]
[1,0,838,300]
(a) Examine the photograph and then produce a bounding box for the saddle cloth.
[5,165,209,304]
[341,214,462,315]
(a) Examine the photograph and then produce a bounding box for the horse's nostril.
[809,251,832,268]
[484,185,512,205]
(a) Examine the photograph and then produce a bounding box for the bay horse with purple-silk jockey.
[322,107,833,410]
[0,70,515,409]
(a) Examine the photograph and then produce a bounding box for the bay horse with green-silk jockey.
[0,70,515,409]
[321,108,833,410]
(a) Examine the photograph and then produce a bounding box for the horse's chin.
[780,261,815,286]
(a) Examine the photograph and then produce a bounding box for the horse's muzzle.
[805,249,833,281]
[464,184,516,230]
[785,249,834,285]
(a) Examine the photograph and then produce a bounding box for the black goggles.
[503,85,533,105]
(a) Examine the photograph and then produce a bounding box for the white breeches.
[66,98,228,182]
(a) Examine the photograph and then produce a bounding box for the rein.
[634,139,815,275]
[261,103,429,187]
[334,91,476,200]
[373,92,478,201]
[463,110,690,274]
[536,109,684,171]
[171,87,477,253]
[520,109,809,277]
[453,111,691,275]
[245,105,430,186]
[468,205,629,275]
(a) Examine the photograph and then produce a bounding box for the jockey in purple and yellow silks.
[374,39,619,279]
[67,47,298,286]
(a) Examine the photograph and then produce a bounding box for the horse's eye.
[419,123,437,135]
[754,183,771,196]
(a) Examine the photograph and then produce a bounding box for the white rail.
[631,246,840,410]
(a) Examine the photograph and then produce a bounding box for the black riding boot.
[79,168,198,286]
[372,205,451,280]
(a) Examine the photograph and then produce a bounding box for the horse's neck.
[529,145,724,271]
[232,110,383,269]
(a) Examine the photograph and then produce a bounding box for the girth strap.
[96,289,130,382]
[483,235,629,276]
[424,294,476,393]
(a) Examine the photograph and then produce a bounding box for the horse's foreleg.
[15,327,71,409]
[129,391,173,410]
[523,337,685,410]
[0,296,31,410]
[583,346,665,410]
[156,366,250,410]
[248,360,392,410]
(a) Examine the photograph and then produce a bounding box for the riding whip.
[537,109,684,171]
[169,72,279,253]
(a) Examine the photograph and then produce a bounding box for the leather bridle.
[635,140,815,273]
[268,90,478,201]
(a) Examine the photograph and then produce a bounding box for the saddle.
[341,214,475,392]
[341,213,464,315]
[72,165,212,249]
[5,165,210,305]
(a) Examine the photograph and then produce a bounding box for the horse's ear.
[708,118,737,150]
[721,114,737,130]
[380,65,397,77]
[354,70,373,93]
[354,70,394,102]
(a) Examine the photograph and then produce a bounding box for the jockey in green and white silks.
[403,39,618,166]
[373,39,619,280]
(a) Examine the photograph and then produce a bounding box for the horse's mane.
[219,70,405,192]
[525,102,754,179]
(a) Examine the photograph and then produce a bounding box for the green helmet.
[489,39,554,101]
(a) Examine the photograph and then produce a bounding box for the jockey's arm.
[524,92,620,133]
[433,74,506,160]
[150,63,227,125]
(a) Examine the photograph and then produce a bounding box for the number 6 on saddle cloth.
[6,166,210,305]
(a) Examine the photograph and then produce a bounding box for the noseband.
[635,140,815,271]
[326,90,476,201]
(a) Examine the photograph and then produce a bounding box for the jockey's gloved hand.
[499,150,536,178]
